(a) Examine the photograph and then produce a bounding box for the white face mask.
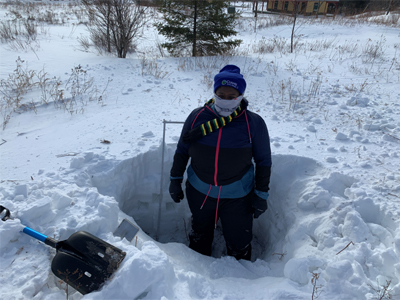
[214,94,243,117]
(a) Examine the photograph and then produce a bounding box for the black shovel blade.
[51,231,126,295]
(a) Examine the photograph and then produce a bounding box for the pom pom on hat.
[214,65,246,95]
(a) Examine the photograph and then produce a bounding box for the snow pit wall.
[88,144,363,263]
[73,148,400,294]
[89,144,191,244]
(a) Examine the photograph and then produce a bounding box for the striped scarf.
[199,98,243,136]
[182,98,244,144]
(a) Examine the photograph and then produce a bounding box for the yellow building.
[262,0,339,16]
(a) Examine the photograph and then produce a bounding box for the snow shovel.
[0,205,126,295]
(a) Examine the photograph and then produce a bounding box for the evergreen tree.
[155,0,241,57]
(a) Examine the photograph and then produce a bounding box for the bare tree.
[290,0,299,53]
[315,0,322,18]
[253,0,258,17]
[82,0,148,58]
[82,0,113,53]
[386,0,394,15]
[253,0,258,32]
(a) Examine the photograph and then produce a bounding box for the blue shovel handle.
[0,205,58,249]
[22,226,58,248]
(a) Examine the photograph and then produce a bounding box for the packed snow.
[1,1,400,300]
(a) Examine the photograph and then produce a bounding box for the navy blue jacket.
[171,99,271,198]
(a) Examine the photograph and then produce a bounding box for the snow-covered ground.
[1,1,400,299]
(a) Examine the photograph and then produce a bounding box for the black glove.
[252,192,268,219]
[169,179,184,203]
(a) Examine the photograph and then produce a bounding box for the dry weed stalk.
[140,55,170,79]
[311,272,323,300]
[336,241,354,255]
[272,252,286,260]
[0,60,107,129]
[368,280,393,300]
[57,268,83,300]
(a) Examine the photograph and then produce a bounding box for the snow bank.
[1,136,400,299]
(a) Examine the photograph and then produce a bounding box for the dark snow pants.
[186,181,253,261]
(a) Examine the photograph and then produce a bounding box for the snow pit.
[2,146,399,299]
[88,145,358,262]
[89,144,191,245]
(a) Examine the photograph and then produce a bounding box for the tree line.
[338,0,399,15]
[81,0,240,58]
[81,0,399,59]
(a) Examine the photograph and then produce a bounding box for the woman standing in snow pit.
[169,65,271,261]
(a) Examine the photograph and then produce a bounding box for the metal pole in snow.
[155,120,184,242]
